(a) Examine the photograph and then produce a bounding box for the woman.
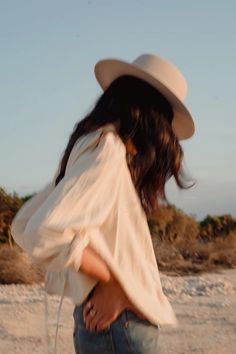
[11,53,195,354]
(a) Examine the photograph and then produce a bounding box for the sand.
[0,268,235,354]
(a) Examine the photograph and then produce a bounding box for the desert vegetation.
[0,186,236,283]
[148,206,236,275]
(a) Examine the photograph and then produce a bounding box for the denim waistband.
[74,303,160,330]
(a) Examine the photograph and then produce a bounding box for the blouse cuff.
[65,231,91,272]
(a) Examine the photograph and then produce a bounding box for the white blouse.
[11,123,178,353]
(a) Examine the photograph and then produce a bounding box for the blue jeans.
[73,303,162,354]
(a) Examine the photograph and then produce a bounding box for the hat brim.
[94,58,195,140]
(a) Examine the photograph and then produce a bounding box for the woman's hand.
[78,246,146,330]
[83,277,131,332]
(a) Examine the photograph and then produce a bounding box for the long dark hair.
[55,75,194,214]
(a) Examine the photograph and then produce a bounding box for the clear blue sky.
[0,0,235,220]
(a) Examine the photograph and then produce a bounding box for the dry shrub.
[206,232,236,266]
[148,204,199,244]
[149,206,236,275]
[154,237,208,275]
[154,234,236,275]
[0,187,23,245]
[208,249,236,266]
[0,244,44,284]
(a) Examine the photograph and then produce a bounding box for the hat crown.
[133,54,187,102]
[94,52,195,140]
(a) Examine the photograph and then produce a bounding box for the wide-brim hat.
[94,53,195,140]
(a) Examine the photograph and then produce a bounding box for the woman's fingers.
[88,314,112,332]
[86,310,103,331]
[96,313,117,331]
[83,301,93,320]
[83,301,120,331]
[96,316,111,331]
[83,306,112,332]
[82,300,101,331]
[82,279,128,332]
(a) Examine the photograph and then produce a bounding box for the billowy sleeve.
[11,131,125,273]
[10,164,61,250]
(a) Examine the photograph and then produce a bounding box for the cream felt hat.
[94,53,195,140]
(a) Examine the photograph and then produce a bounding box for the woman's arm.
[80,244,116,283]
[11,132,125,274]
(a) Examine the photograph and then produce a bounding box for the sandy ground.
[0,268,236,354]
